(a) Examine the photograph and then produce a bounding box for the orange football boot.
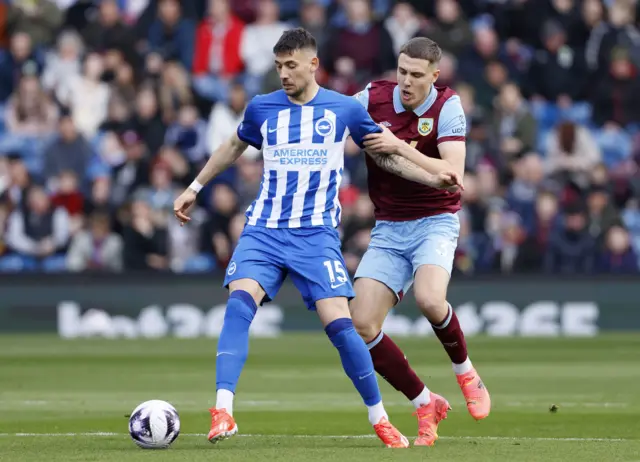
[373,417,410,448]
[207,407,238,444]
[413,392,451,446]
[456,368,491,420]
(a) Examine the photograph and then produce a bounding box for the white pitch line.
[0,433,629,442]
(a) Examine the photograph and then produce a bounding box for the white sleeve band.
[189,180,203,193]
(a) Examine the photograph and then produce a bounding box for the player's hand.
[173,189,197,226]
[362,125,402,155]
[434,171,464,193]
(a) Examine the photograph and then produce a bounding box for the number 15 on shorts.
[324,260,348,289]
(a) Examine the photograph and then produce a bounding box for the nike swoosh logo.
[216,352,233,357]
[268,127,278,133]
[330,282,346,289]
[358,371,373,380]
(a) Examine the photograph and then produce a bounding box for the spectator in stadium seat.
[229,0,257,23]
[529,19,587,106]
[456,83,489,171]
[327,0,392,28]
[322,0,395,82]
[591,49,640,128]
[66,210,123,272]
[131,86,167,156]
[156,144,195,188]
[586,0,640,78]
[507,215,546,274]
[545,0,587,48]
[148,0,196,71]
[491,82,537,163]
[415,0,472,57]
[81,0,138,67]
[491,211,542,274]
[5,184,70,263]
[595,224,638,273]
[233,156,263,211]
[192,0,245,102]
[384,2,420,57]
[228,212,245,246]
[134,159,176,214]
[43,112,93,190]
[579,0,606,55]
[68,53,110,138]
[6,0,64,48]
[200,183,239,268]
[206,80,259,160]
[158,62,194,124]
[2,74,58,164]
[545,120,601,190]
[240,0,289,98]
[41,30,83,108]
[122,195,168,271]
[586,185,620,242]
[84,176,113,217]
[110,131,150,207]
[0,32,43,103]
[164,104,208,163]
[526,188,560,250]
[436,52,458,88]
[112,58,138,107]
[99,97,133,135]
[342,193,375,274]
[544,201,595,274]
[326,56,360,97]
[507,153,545,233]
[2,155,31,208]
[296,0,328,50]
[458,25,518,93]
[50,169,84,230]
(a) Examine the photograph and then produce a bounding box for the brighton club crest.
[418,118,434,136]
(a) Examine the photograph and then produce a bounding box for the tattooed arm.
[366,151,455,189]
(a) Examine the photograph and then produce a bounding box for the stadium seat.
[41,255,69,273]
[594,128,633,168]
[0,255,38,272]
[182,253,217,273]
[559,102,593,127]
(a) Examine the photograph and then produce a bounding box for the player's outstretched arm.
[173,133,248,225]
[364,126,463,178]
[366,150,462,191]
[195,132,248,186]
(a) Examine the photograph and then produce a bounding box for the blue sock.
[215,290,257,393]
[325,318,382,406]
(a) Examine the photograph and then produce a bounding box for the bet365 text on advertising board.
[0,275,638,337]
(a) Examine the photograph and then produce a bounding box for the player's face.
[275,48,319,98]
[397,53,440,110]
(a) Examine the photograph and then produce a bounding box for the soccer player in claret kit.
[173,29,456,449]
[350,37,491,446]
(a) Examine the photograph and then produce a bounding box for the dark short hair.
[273,27,317,55]
[399,37,442,65]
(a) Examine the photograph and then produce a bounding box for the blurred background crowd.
[0,0,639,275]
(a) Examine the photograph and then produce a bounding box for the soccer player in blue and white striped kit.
[173,28,413,448]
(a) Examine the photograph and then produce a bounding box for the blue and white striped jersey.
[237,88,381,229]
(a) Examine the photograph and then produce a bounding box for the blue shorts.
[224,225,354,310]
[354,213,459,301]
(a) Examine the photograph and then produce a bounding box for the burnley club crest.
[418,118,434,136]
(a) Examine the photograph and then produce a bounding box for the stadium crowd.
[0,0,639,275]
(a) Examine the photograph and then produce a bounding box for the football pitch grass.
[0,334,638,461]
